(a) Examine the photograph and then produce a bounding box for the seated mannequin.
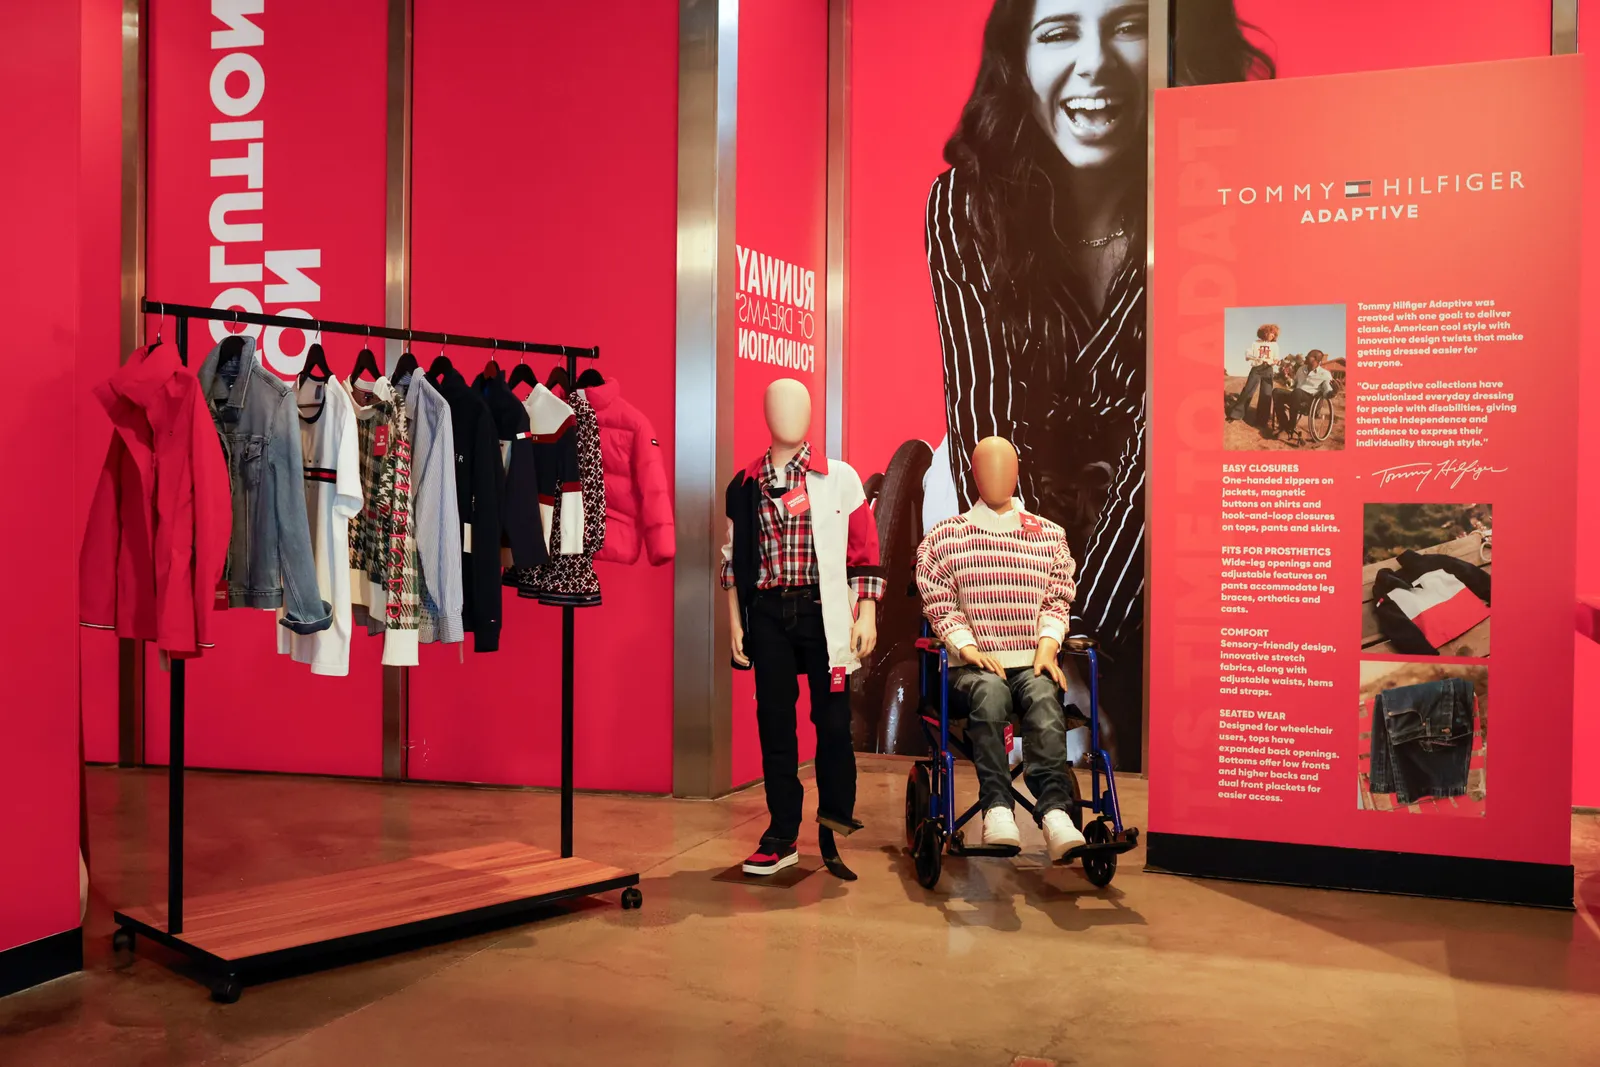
[914,437,1087,860]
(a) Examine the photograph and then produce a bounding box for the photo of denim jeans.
[1368,677,1476,805]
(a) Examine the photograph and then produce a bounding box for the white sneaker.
[982,807,1022,848]
[1041,809,1087,862]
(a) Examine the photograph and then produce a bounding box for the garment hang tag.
[214,579,229,610]
[1003,723,1015,750]
[462,523,472,554]
[373,424,389,457]
[781,487,811,516]
[1019,512,1042,533]
[830,666,847,692]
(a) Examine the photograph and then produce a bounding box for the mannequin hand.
[1033,637,1066,688]
[731,619,750,668]
[958,644,1006,676]
[851,601,878,659]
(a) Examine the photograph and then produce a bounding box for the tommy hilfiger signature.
[1371,458,1508,493]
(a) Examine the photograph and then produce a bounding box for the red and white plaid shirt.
[720,442,884,601]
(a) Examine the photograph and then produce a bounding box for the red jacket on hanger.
[583,379,675,565]
[80,345,233,657]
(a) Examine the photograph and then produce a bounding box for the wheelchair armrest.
[1061,636,1100,652]
[915,637,942,652]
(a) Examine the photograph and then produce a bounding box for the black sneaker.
[742,841,799,876]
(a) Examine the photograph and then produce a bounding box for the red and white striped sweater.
[915,500,1077,669]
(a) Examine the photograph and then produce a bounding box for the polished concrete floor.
[2,763,1599,1066]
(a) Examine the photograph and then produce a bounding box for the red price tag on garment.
[830,666,847,692]
[214,579,229,611]
[373,424,389,457]
[1020,512,1042,533]
[781,487,810,516]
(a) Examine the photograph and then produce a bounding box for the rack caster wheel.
[620,887,643,911]
[210,976,243,1004]
[111,928,135,953]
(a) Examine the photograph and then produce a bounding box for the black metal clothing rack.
[111,299,637,1002]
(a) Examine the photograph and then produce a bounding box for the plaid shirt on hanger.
[719,441,883,600]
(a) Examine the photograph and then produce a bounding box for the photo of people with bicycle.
[1223,303,1346,451]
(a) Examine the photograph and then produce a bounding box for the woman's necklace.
[1078,226,1128,248]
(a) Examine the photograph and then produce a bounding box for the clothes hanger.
[426,335,454,381]
[349,325,383,384]
[481,339,501,381]
[299,322,332,384]
[147,304,166,354]
[507,350,538,393]
[217,311,249,378]
[545,362,571,394]
[576,366,605,388]
[390,330,419,390]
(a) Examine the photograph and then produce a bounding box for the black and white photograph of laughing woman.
[923,0,1272,766]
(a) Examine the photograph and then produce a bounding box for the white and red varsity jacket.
[721,450,881,674]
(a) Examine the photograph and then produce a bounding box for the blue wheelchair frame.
[904,630,1139,889]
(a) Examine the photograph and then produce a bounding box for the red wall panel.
[143,0,389,774]
[731,0,831,787]
[843,1,985,483]
[1574,0,1600,807]
[1,0,84,955]
[79,0,125,764]
[406,1,678,792]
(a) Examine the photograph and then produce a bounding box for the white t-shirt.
[278,376,364,675]
[1245,340,1279,367]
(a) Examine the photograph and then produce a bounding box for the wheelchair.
[1275,377,1338,443]
[904,630,1139,890]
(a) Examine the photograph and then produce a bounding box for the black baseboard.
[1145,832,1574,910]
[0,927,83,999]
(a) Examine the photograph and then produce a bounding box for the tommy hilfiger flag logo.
[1345,180,1373,198]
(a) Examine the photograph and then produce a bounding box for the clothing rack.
[111,299,640,1003]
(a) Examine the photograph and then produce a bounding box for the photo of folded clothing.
[1372,550,1492,655]
[1367,676,1478,806]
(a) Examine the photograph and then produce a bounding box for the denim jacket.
[198,335,332,634]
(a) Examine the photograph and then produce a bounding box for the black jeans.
[951,666,1074,820]
[746,589,856,845]
[1369,677,1475,804]
[1276,388,1315,432]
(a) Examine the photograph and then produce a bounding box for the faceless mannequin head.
[764,378,812,447]
[971,436,1019,508]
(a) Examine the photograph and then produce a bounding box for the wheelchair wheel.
[905,762,933,849]
[1080,820,1116,888]
[1309,394,1335,442]
[911,819,944,889]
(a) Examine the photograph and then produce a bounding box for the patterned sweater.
[915,500,1077,669]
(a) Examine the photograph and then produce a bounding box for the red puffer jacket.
[583,380,674,565]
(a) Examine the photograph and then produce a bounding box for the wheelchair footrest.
[1056,827,1140,865]
[949,841,1022,858]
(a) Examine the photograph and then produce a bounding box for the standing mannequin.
[721,379,884,880]
[916,436,1087,861]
